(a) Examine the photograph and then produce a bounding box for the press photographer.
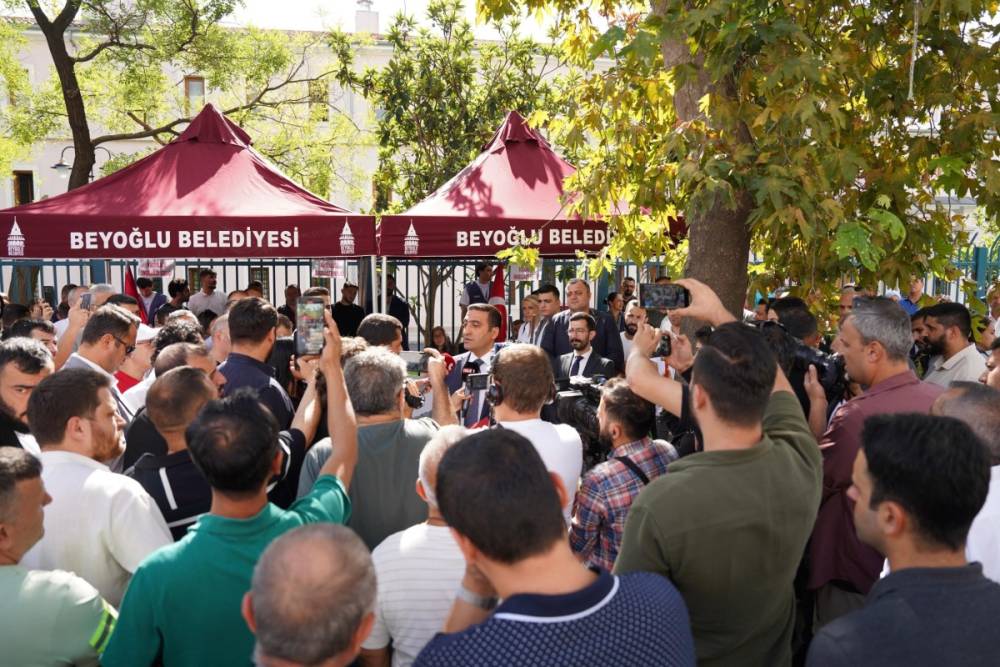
[618,277,822,666]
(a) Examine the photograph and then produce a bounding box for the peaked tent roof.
[0,104,374,259]
[380,110,616,257]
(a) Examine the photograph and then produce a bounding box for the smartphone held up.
[639,283,691,311]
[295,297,326,357]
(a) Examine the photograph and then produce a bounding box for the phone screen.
[639,283,690,311]
[400,351,428,378]
[295,298,326,356]
[79,293,93,311]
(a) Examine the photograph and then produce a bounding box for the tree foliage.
[483,0,1000,315]
[13,0,364,197]
[328,0,556,339]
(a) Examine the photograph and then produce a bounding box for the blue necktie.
[570,355,583,377]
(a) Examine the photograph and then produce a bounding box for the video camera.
[554,375,609,469]
[749,320,847,403]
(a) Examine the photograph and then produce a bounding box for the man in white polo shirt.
[187,269,227,317]
[19,368,171,606]
[360,426,468,667]
[488,344,582,524]
[922,302,987,387]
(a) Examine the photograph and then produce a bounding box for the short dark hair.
[151,321,204,363]
[186,389,279,496]
[27,369,111,445]
[199,269,216,279]
[147,367,216,434]
[990,337,1000,352]
[303,286,330,299]
[601,377,654,441]
[474,261,491,274]
[925,302,973,339]
[80,305,139,346]
[568,311,596,332]
[2,303,29,330]
[276,314,293,331]
[246,280,264,292]
[605,291,620,305]
[436,429,566,563]
[0,447,42,521]
[106,293,138,307]
[692,322,777,427]
[491,344,554,413]
[911,307,929,322]
[135,277,153,289]
[167,279,189,298]
[778,308,819,340]
[534,284,560,300]
[8,318,55,340]
[228,298,278,344]
[153,342,211,377]
[862,413,991,551]
[357,313,403,347]
[466,303,501,330]
[0,338,52,375]
[770,297,809,320]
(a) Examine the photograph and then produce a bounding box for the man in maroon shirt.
[807,297,943,626]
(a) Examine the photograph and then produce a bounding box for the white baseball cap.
[136,324,159,343]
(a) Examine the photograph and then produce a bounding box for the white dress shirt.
[20,450,172,606]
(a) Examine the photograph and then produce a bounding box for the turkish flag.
[489,264,507,342]
[123,267,147,324]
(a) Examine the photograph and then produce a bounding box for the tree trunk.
[657,4,754,317]
[34,5,95,191]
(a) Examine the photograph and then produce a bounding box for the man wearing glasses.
[62,305,140,427]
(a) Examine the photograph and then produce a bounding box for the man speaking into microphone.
[446,304,504,427]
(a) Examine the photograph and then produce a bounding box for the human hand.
[461,563,497,598]
[674,278,734,326]
[294,355,320,384]
[632,323,660,358]
[319,311,342,369]
[67,304,90,330]
[666,332,694,373]
[804,365,828,404]
[426,353,447,386]
[450,387,469,413]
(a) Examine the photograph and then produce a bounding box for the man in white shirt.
[359,426,468,667]
[61,305,139,423]
[923,302,987,387]
[489,344,583,524]
[0,338,53,456]
[186,269,227,317]
[53,285,90,341]
[20,368,172,606]
[620,299,646,358]
[932,382,1000,583]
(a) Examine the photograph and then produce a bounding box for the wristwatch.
[457,584,499,611]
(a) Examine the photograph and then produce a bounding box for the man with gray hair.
[242,524,376,667]
[808,296,944,626]
[360,426,469,667]
[932,382,1000,583]
[297,346,455,548]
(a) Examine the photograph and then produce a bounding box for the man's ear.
[349,611,376,657]
[270,450,283,476]
[241,592,256,634]
[878,500,908,539]
[415,478,427,503]
[549,471,568,510]
[449,528,479,564]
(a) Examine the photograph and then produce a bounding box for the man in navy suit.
[135,278,167,325]
[446,303,503,427]
[541,279,625,373]
[557,312,616,380]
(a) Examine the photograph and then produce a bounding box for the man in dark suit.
[541,279,625,373]
[446,304,503,427]
[136,278,167,325]
[557,312,616,380]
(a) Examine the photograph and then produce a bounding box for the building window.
[184,76,205,114]
[12,171,34,205]
[309,79,329,122]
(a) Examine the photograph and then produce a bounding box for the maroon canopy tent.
[379,111,617,258]
[0,104,375,259]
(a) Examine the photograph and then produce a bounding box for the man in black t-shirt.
[331,282,365,337]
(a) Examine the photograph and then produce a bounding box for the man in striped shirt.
[571,378,677,571]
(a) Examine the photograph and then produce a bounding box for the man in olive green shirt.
[616,280,822,667]
[0,447,117,666]
[103,313,360,667]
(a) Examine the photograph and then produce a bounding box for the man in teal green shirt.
[103,313,360,667]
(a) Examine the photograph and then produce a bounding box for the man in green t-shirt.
[103,312,361,667]
[0,447,117,666]
[615,279,822,667]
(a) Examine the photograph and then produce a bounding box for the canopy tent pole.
[369,255,377,312]
[381,256,388,313]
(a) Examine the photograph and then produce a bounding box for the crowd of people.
[0,266,998,667]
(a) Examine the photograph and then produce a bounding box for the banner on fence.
[311,259,347,279]
[510,262,542,282]
[137,259,176,278]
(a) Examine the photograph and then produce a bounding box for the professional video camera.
[749,320,847,404]
[554,375,609,470]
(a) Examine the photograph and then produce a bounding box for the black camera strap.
[613,456,650,486]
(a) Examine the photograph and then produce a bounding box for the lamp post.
[51,145,113,182]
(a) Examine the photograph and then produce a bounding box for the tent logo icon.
[7,219,24,257]
[404,223,419,256]
[339,221,355,255]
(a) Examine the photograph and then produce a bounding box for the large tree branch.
[72,39,155,63]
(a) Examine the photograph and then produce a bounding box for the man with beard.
[19,369,171,606]
[446,304,504,427]
[620,299,646,358]
[0,338,53,455]
[922,302,987,388]
[571,378,676,571]
[558,312,616,380]
[910,308,932,375]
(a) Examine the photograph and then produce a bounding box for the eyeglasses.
[111,336,135,355]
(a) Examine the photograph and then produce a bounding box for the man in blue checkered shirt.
[571,378,677,571]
